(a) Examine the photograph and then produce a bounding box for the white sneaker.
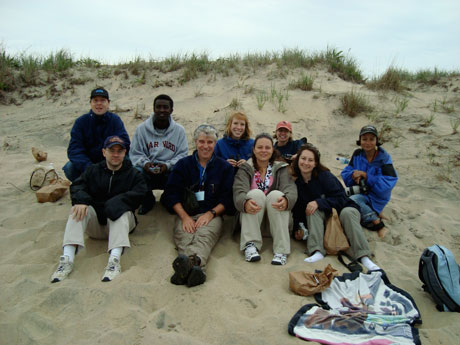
[244,242,261,262]
[271,253,287,266]
[101,256,121,282]
[50,255,74,283]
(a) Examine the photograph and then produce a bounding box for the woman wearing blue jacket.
[215,112,254,168]
[341,125,398,237]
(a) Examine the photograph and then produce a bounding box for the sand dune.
[1,64,459,345]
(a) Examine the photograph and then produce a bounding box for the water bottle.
[299,222,308,240]
[336,156,349,164]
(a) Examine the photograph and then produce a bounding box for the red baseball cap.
[276,121,292,132]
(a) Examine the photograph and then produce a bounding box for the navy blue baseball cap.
[90,87,109,100]
[103,136,126,149]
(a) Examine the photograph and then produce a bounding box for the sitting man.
[161,124,234,287]
[63,87,130,182]
[51,136,147,283]
[130,94,188,214]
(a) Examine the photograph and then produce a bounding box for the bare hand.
[305,201,318,216]
[244,199,261,215]
[272,196,287,211]
[227,159,238,167]
[294,230,303,240]
[352,170,367,184]
[236,159,247,167]
[72,204,88,222]
[182,215,197,233]
[144,162,155,175]
[195,212,213,229]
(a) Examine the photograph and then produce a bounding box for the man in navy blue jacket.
[161,125,234,287]
[62,87,130,182]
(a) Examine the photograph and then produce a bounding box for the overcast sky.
[1,0,459,77]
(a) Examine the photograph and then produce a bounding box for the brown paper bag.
[31,147,48,162]
[324,208,350,255]
[35,179,71,203]
[289,264,338,296]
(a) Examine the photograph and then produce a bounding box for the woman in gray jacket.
[233,133,297,265]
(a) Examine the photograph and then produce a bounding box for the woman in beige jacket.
[233,133,297,265]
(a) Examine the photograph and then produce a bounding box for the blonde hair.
[224,112,252,140]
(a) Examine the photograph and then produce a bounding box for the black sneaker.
[187,266,206,287]
[171,254,192,285]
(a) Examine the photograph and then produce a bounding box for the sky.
[1,0,459,77]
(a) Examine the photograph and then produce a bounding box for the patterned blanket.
[288,270,422,345]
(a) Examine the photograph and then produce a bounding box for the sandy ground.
[1,64,459,345]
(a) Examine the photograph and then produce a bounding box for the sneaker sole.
[246,255,261,262]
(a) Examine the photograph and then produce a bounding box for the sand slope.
[1,65,459,345]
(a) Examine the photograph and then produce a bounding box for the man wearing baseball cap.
[62,87,131,182]
[51,136,148,283]
[273,121,307,163]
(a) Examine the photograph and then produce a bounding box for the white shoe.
[271,253,287,265]
[50,255,74,283]
[244,242,261,262]
[101,256,121,282]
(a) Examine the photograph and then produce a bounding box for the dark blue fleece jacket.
[161,152,235,216]
[215,135,254,161]
[67,110,130,174]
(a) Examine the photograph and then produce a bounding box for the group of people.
[51,87,398,287]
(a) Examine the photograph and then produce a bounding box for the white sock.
[63,245,76,263]
[110,247,123,260]
[360,256,380,271]
[304,251,325,263]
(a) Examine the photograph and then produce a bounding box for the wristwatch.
[210,209,217,218]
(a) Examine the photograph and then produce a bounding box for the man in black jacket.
[51,136,147,283]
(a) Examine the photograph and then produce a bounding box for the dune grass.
[1,45,459,104]
[341,89,372,117]
[288,73,315,91]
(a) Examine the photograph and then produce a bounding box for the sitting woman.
[233,133,297,266]
[273,121,307,163]
[341,125,398,237]
[215,112,254,168]
[291,144,380,271]
[161,124,234,287]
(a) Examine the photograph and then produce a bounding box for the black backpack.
[418,245,460,312]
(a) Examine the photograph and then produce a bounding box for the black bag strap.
[338,252,363,273]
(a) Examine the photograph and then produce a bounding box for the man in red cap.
[273,121,307,163]
[51,136,147,283]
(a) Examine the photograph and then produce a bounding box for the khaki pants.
[173,213,223,267]
[239,189,290,254]
[306,207,371,260]
[62,206,136,252]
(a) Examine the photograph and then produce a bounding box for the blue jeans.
[349,194,378,224]
[62,161,81,182]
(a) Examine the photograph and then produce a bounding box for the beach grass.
[1,45,459,103]
[341,89,372,117]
